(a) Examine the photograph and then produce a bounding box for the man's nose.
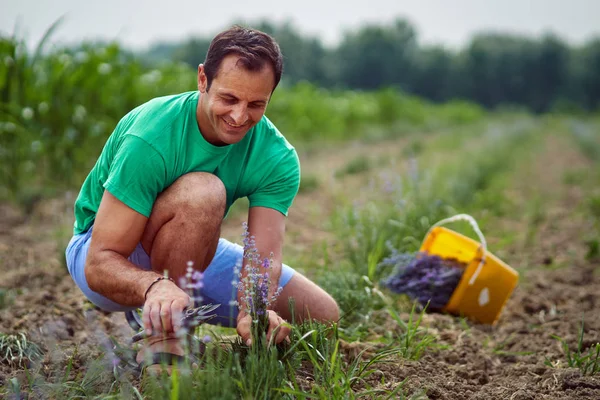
[231,103,247,124]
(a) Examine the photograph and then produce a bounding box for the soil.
[1,132,599,399]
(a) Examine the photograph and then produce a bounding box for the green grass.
[0,332,43,368]
[2,318,424,399]
[335,156,372,178]
[0,288,18,309]
[298,173,320,193]
[545,316,600,376]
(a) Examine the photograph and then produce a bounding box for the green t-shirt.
[72,91,300,235]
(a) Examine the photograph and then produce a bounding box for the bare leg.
[136,172,225,370]
[141,172,225,282]
[273,272,340,324]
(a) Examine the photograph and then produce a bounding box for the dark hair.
[203,25,283,91]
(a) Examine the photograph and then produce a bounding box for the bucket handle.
[429,214,487,286]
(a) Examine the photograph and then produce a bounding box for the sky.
[1,0,599,50]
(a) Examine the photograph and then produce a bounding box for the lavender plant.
[236,222,283,348]
[381,251,466,310]
[179,261,204,308]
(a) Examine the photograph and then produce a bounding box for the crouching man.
[65,25,339,369]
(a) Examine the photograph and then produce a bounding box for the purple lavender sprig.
[236,222,283,345]
[179,260,204,307]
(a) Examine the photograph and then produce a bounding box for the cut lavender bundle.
[381,252,466,311]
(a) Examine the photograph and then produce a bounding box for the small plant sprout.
[546,316,600,376]
[0,332,43,368]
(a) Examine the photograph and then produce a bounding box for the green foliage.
[0,29,485,202]
[330,165,452,281]
[0,32,195,202]
[317,270,386,329]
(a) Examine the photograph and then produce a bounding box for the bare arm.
[85,190,158,305]
[86,190,190,334]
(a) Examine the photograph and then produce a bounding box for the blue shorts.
[65,227,296,327]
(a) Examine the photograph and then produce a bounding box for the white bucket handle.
[429,214,487,286]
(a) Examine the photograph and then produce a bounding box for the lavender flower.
[236,223,284,345]
[179,261,204,307]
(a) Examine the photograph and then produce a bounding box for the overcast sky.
[1,0,599,50]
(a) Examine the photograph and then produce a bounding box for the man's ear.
[197,64,208,93]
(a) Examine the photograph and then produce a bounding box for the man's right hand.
[142,279,191,336]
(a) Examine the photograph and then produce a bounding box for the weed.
[0,332,43,368]
[385,302,436,360]
[545,315,600,375]
[281,320,409,398]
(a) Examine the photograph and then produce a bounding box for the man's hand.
[236,310,291,346]
[142,279,191,336]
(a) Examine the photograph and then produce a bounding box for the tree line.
[144,18,600,113]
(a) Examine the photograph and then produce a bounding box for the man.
[65,26,339,366]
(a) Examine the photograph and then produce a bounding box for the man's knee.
[160,172,226,217]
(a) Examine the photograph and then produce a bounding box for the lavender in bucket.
[381,251,466,311]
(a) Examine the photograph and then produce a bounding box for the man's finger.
[171,300,186,333]
[161,300,173,333]
[237,315,252,346]
[274,320,291,344]
[266,311,284,344]
[142,305,153,335]
[150,303,163,334]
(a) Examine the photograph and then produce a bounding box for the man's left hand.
[237,310,291,346]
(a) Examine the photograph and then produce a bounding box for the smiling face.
[196,54,275,146]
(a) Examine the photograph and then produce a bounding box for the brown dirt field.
[0,131,599,398]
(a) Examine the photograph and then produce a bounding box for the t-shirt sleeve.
[103,135,167,217]
[248,149,300,216]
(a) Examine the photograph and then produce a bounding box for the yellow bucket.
[419,214,519,325]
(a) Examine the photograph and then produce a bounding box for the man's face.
[197,54,275,146]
